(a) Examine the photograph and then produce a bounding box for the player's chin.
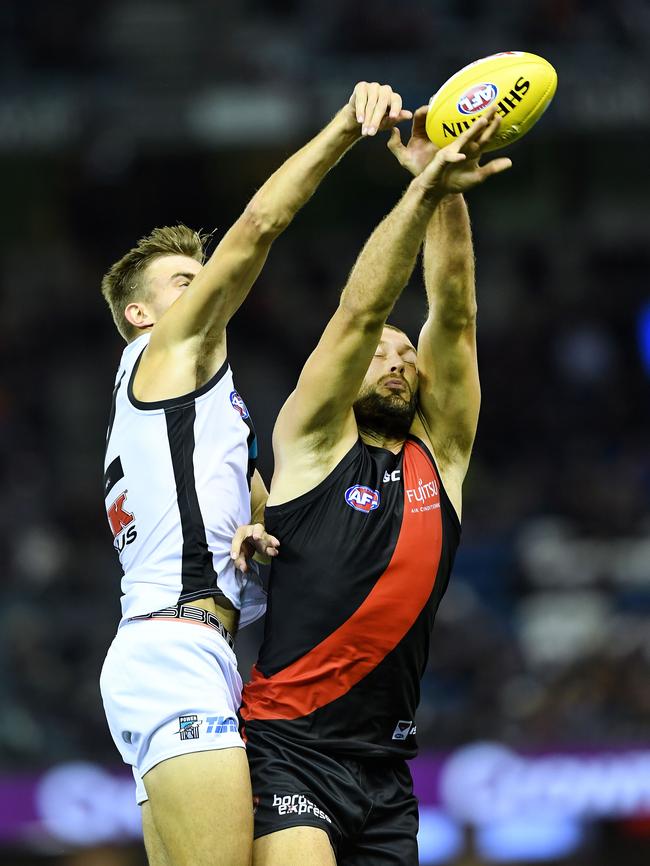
[383,390,410,407]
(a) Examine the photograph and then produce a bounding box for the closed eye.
[171,271,197,287]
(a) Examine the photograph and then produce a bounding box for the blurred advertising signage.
[1,744,650,856]
[430,742,650,821]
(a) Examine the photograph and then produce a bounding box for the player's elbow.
[339,293,394,328]
[438,303,477,333]
[243,199,290,240]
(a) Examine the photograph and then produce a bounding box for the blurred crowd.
[0,6,648,866]
[0,125,647,771]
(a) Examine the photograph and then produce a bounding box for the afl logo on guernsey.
[457,83,498,115]
[230,390,250,419]
[345,485,380,513]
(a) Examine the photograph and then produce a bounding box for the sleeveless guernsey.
[103,333,266,627]
[241,435,460,757]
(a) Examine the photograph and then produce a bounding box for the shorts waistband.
[127,604,235,650]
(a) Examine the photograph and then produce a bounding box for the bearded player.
[239,108,511,865]
[99,82,412,866]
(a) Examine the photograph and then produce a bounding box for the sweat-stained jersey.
[103,333,266,627]
[240,435,460,757]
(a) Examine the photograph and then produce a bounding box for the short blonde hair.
[101,224,207,342]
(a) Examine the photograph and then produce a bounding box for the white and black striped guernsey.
[103,333,266,627]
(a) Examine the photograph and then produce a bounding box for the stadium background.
[1,1,649,864]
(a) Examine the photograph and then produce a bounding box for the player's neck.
[358,428,405,454]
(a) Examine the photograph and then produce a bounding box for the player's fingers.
[387,126,404,156]
[367,84,391,135]
[353,82,369,125]
[462,139,481,160]
[439,150,467,165]
[362,82,380,133]
[477,111,502,147]
[477,157,512,181]
[412,105,429,137]
[251,523,265,542]
[389,91,402,119]
[454,115,489,153]
[230,525,252,560]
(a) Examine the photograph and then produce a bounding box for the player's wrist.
[333,106,363,142]
[409,176,446,208]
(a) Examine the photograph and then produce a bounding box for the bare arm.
[272,118,498,470]
[417,194,479,477]
[250,469,269,525]
[149,84,412,354]
[388,106,512,513]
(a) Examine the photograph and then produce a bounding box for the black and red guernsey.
[240,434,460,759]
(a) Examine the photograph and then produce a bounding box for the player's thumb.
[230,525,249,559]
[387,127,403,155]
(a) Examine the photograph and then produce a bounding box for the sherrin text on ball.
[426,51,557,152]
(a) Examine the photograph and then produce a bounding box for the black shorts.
[246,728,419,866]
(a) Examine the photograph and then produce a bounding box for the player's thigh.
[254,826,336,866]
[144,747,253,866]
[141,800,172,866]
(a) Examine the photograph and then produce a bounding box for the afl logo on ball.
[230,390,250,419]
[457,82,498,115]
[345,485,380,513]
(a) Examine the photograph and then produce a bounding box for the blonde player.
[98,83,412,866]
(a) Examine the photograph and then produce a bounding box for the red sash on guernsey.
[241,440,443,722]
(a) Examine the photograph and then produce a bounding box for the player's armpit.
[415,314,480,480]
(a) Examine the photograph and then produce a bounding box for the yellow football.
[426,51,557,152]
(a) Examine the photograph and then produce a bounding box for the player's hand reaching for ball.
[387,105,439,176]
[231,523,280,573]
[415,107,512,195]
[342,82,413,137]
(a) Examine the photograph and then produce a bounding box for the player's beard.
[353,383,418,441]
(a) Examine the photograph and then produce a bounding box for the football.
[425,51,557,152]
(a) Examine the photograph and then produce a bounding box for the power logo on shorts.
[345,484,380,513]
[176,715,202,740]
[175,715,238,740]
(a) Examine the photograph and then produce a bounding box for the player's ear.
[125,301,155,330]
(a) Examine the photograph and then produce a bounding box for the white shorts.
[100,618,244,805]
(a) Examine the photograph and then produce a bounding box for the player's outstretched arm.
[148,83,411,357]
[390,107,512,511]
[272,116,499,465]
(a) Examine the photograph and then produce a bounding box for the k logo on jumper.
[107,491,135,538]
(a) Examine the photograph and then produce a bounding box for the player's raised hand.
[230,523,280,573]
[387,105,439,176]
[343,82,413,137]
[417,107,512,195]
